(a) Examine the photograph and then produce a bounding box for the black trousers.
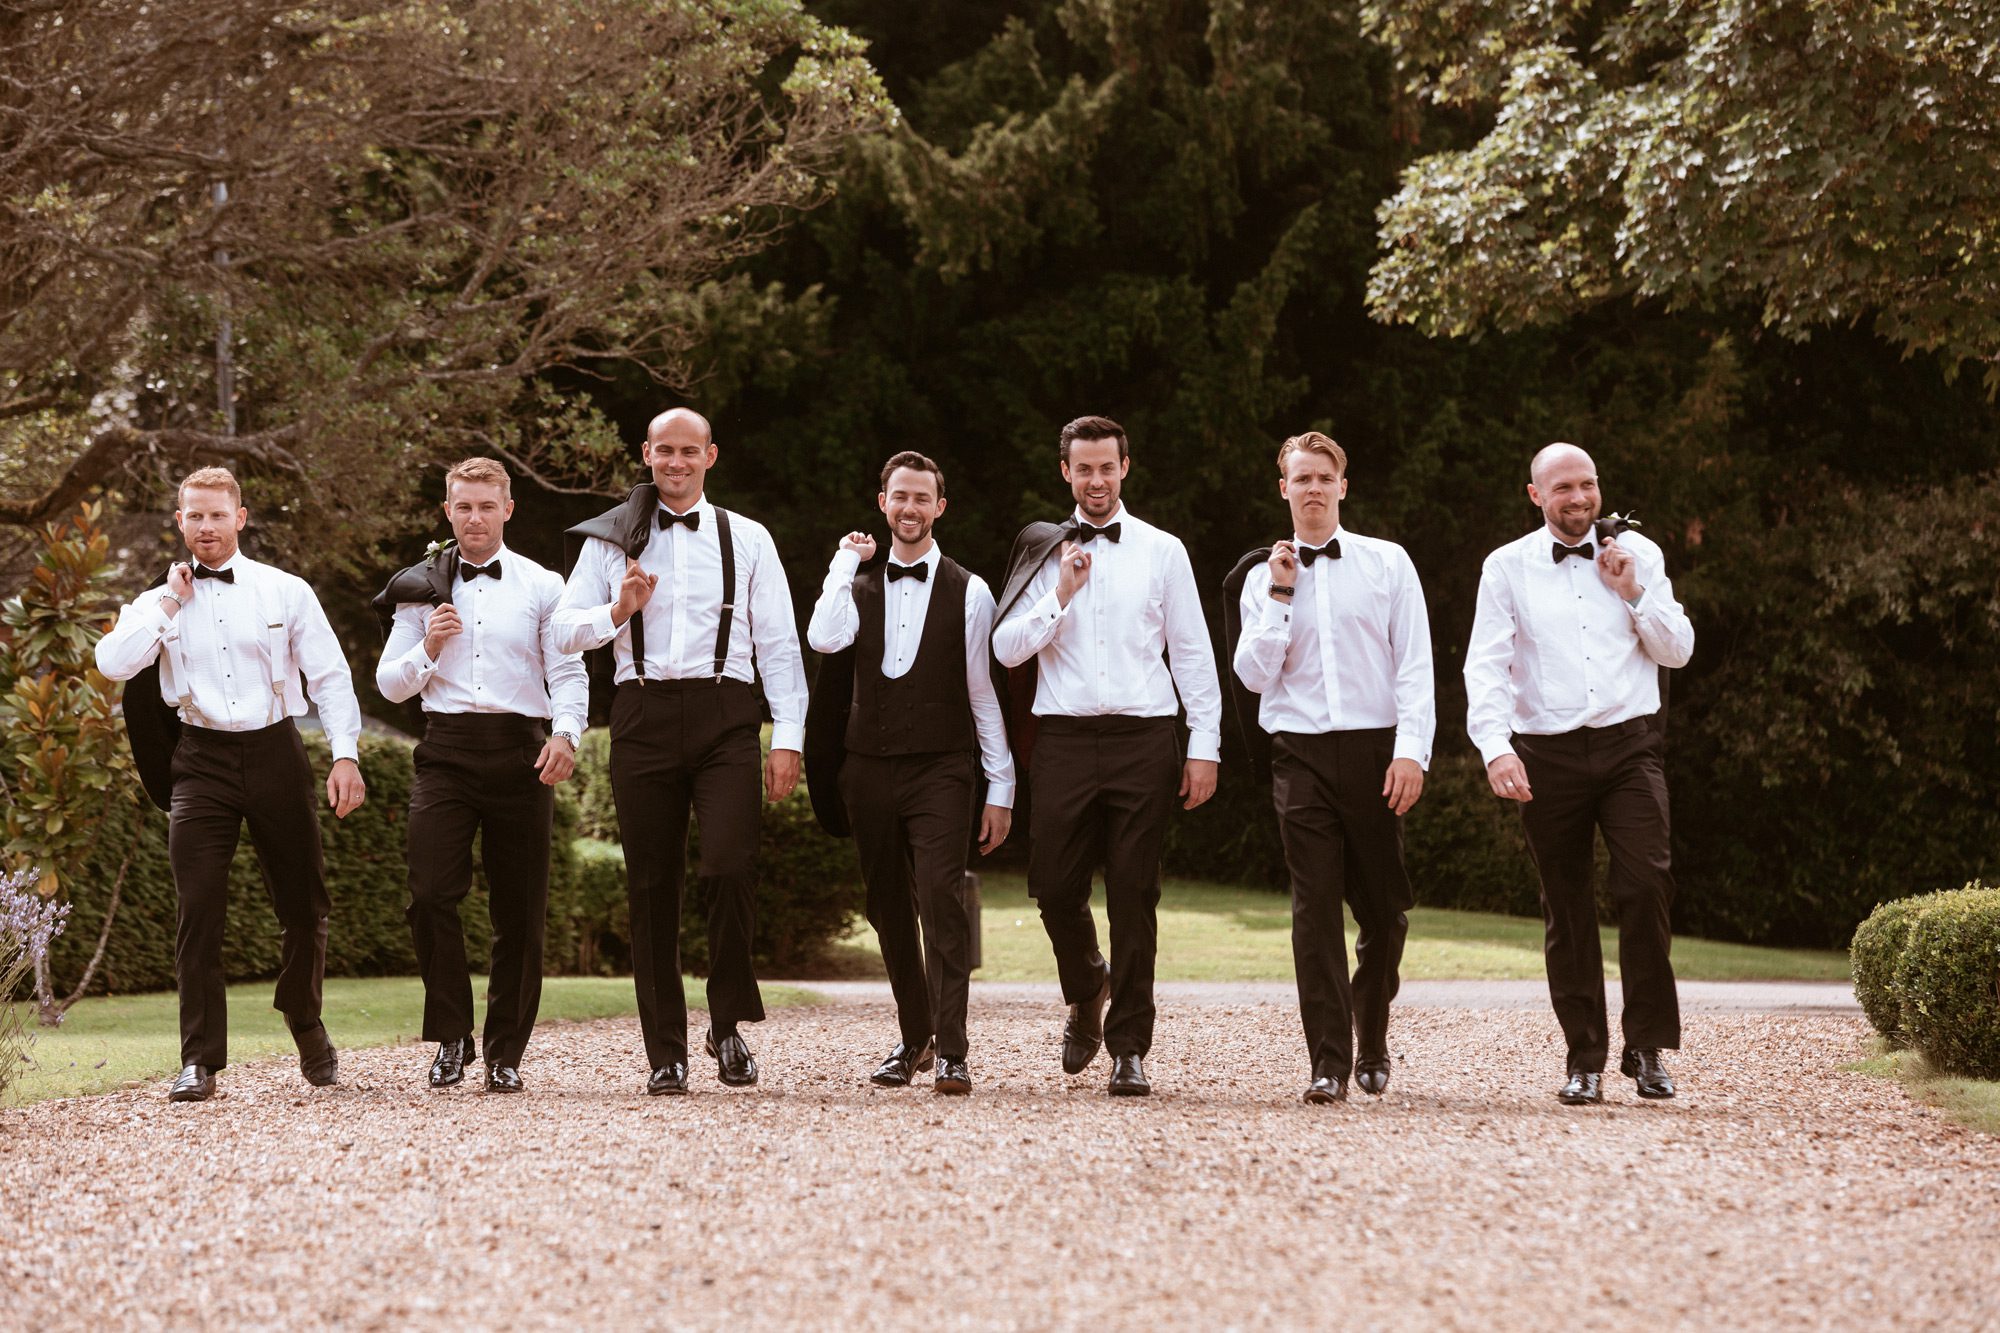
[840,749,978,1060]
[1271,728,1412,1080]
[166,719,328,1070]
[608,678,765,1069]
[1515,718,1681,1071]
[405,712,554,1069]
[1028,715,1180,1059]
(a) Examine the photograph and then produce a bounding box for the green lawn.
[1845,1043,2000,1137]
[2,974,812,1107]
[818,873,1852,984]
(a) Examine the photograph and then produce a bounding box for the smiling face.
[645,410,716,510]
[175,485,248,567]
[878,465,945,555]
[1279,448,1346,541]
[1061,435,1128,521]
[1527,444,1601,543]
[444,478,512,564]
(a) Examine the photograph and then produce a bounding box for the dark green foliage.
[1888,884,2000,1080]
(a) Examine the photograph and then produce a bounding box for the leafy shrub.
[1892,883,2000,1079]
[0,869,67,1096]
[1850,890,1952,1045]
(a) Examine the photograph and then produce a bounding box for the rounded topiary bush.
[1850,890,1951,1045]
[1893,882,2000,1080]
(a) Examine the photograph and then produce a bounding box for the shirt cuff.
[1187,730,1221,764]
[1394,733,1431,769]
[1475,736,1515,767]
[1031,588,1068,624]
[769,722,804,753]
[1255,597,1293,632]
[828,547,861,575]
[330,738,360,765]
[552,715,585,740]
[148,600,176,636]
[588,603,618,647]
[983,780,1016,810]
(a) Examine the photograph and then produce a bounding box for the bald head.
[648,407,712,448]
[1530,441,1593,488]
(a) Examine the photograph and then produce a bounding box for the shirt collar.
[1292,524,1345,549]
[1543,523,1592,552]
[1070,502,1128,528]
[457,543,509,575]
[888,540,941,571]
[659,495,712,521]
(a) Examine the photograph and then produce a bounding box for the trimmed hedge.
[1851,882,2000,1079]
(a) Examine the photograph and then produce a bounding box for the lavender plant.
[0,869,68,1098]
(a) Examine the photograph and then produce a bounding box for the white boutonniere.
[425,537,456,561]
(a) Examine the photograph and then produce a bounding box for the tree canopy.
[0,0,889,576]
[1362,0,2000,392]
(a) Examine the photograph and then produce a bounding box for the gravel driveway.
[3,996,1993,1330]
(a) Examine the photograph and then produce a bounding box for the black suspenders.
[629,506,736,684]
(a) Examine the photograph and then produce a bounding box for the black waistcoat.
[844,557,976,757]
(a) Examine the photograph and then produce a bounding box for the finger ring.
[1073,557,1085,569]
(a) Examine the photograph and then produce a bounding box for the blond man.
[97,466,365,1102]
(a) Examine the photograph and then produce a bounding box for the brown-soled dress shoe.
[1107,1054,1151,1097]
[869,1040,936,1088]
[705,1028,758,1087]
[646,1063,688,1096]
[933,1057,972,1096]
[293,1022,339,1087]
[1558,1070,1604,1105]
[1621,1047,1676,1099]
[484,1064,523,1094]
[1061,957,1112,1075]
[168,1064,216,1102]
[429,1035,476,1088]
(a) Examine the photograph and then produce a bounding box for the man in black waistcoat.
[804,452,1016,1094]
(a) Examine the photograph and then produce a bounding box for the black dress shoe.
[1558,1070,1604,1104]
[293,1022,339,1087]
[167,1064,215,1102]
[1061,957,1112,1075]
[869,1040,936,1088]
[1621,1047,1676,1099]
[1303,1073,1348,1105]
[484,1064,523,1094]
[705,1028,758,1087]
[1107,1054,1151,1097]
[429,1035,476,1088]
[646,1063,688,1096]
[933,1057,972,1096]
[1355,1058,1391,1096]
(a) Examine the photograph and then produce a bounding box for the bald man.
[556,408,809,1095]
[1464,443,1694,1106]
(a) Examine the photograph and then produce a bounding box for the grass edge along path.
[822,873,1852,985]
[3,975,817,1108]
[1845,1042,2000,1137]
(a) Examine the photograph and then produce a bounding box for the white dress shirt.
[553,495,810,751]
[375,545,588,737]
[807,541,1018,807]
[1464,526,1695,765]
[1233,526,1436,767]
[991,504,1223,763]
[95,551,363,762]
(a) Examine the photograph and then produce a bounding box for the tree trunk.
[48,822,139,1020]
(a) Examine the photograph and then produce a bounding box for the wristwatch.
[553,729,579,748]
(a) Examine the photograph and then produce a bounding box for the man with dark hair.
[1232,432,1434,1104]
[97,466,366,1102]
[1465,442,1694,1105]
[993,415,1222,1097]
[555,408,809,1096]
[804,451,1015,1094]
[375,457,587,1094]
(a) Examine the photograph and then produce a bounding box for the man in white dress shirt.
[1465,442,1695,1105]
[993,415,1223,1097]
[556,408,809,1095]
[1233,432,1434,1104]
[96,466,367,1102]
[375,457,588,1093]
[803,452,1016,1094]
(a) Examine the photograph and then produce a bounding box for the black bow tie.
[658,509,701,530]
[192,564,234,583]
[1298,540,1341,567]
[461,560,502,581]
[1553,541,1595,564]
[886,561,928,583]
[1071,521,1121,544]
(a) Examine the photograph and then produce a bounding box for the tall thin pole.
[212,179,235,436]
